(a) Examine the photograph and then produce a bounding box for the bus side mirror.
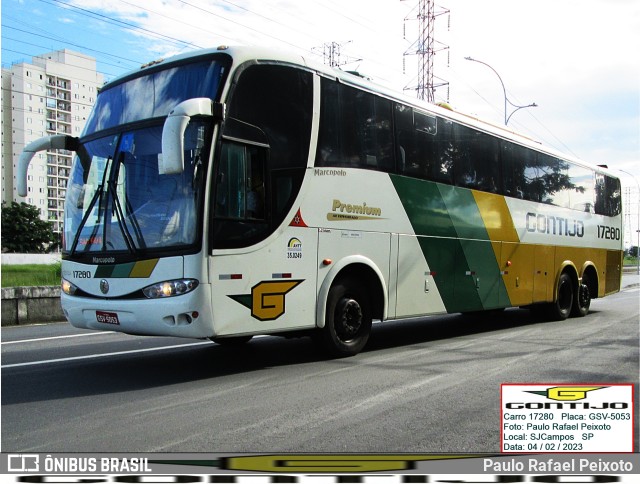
[160,98,225,175]
[17,135,78,196]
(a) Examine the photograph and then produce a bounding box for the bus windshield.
[64,122,208,256]
[62,56,228,259]
[84,57,228,132]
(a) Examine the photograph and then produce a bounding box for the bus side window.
[595,173,622,216]
[394,104,419,177]
[474,132,500,193]
[316,79,394,173]
[394,104,438,181]
[453,124,475,188]
[215,142,265,221]
[433,119,454,184]
[502,141,525,198]
[567,164,595,212]
[532,153,562,205]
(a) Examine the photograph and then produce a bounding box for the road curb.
[1,286,65,326]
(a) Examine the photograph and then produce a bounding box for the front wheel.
[319,277,372,357]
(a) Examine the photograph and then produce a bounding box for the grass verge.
[1,263,61,288]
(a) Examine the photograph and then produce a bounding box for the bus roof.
[102,45,618,180]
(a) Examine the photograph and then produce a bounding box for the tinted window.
[433,118,454,184]
[395,104,437,180]
[564,164,595,212]
[212,64,312,249]
[526,153,561,204]
[226,64,312,170]
[85,58,228,133]
[595,173,622,216]
[453,125,500,192]
[316,79,394,172]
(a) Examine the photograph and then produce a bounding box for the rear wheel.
[571,274,591,317]
[320,277,372,357]
[546,272,574,321]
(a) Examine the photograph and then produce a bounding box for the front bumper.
[61,284,214,339]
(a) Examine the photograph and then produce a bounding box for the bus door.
[208,135,318,337]
[209,226,318,337]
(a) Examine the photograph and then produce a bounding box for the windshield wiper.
[108,181,136,254]
[70,156,111,255]
[109,151,150,253]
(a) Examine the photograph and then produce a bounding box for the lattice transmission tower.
[402,0,450,103]
[313,41,362,68]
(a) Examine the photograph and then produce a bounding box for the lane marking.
[1,341,211,369]
[1,331,116,345]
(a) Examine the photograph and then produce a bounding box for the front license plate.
[96,310,120,325]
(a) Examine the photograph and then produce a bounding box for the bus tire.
[321,277,372,357]
[547,272,574,321]
[571,275,591,317]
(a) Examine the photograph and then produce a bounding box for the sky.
[2,0,640,245]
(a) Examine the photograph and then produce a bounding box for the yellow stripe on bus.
[472,190,519,243]
[129,259,159,278]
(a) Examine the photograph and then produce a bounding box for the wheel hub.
[578,284,590,308]
[336,298,362,340]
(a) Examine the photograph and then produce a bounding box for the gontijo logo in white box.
[501,383,634,453]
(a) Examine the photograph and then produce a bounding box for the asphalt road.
[2,275,638,453]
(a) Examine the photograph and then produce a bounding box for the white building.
[2,49,104,232]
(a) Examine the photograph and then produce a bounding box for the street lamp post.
[464,56,538,125]
[618,169,640,275]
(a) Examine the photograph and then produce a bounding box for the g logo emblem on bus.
[100,279,110,294]
[229,280,303,321]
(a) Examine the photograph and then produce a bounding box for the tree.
[1,202,59,253]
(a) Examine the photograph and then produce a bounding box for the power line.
[40,0,203,50]
[114,0,242,48]
[4,0,411,90]
[312,41,362,68]
[2,30,139,73]
[217,0,324,43]
[174,0,315,53]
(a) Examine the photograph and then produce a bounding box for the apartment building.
[2,49,104,232]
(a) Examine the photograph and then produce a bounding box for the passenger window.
[502,142,528,199]
[473,132,500,193]
[394,104,437,180]
[595,173,622,216]
[563,164,594,212]
[316,79,394,172]
[453,125,475,188]
[433,119,454,184]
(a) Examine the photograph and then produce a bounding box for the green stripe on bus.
[93,259,158,278]
[390,175,510,312]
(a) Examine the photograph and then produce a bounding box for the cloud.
[58,0,638,172]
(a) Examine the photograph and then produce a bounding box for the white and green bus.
[18,46,623,356]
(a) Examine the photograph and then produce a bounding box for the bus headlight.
[142,279,199,299]
[61,278,78,295]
